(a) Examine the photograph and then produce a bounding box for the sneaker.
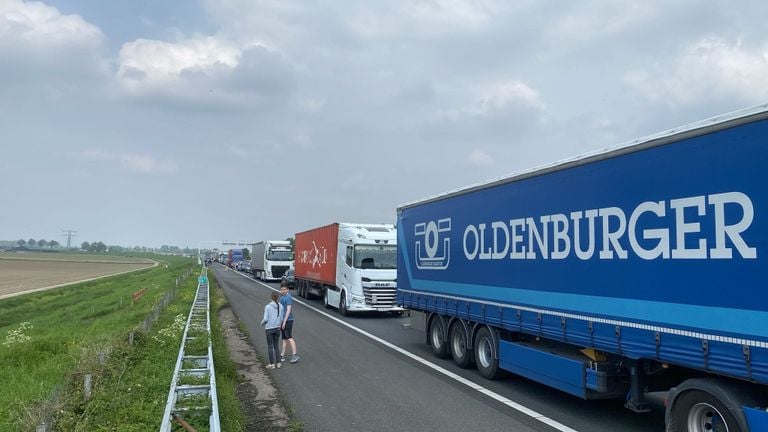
[280,355,285,362]
[276,363,281,369]
[289,355,300,363]
[265,364,275,369]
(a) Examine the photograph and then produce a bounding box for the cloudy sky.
[2,0,768,249]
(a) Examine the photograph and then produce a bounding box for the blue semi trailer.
[397,104,768,432]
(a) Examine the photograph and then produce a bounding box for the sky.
[2,0,768,249]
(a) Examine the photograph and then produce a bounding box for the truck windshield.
[267,250,294,261]
[353,245,396,269]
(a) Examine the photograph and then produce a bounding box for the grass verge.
[0,255,194,432]
[208,274,247,431]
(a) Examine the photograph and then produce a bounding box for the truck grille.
[363,287,397,307]
[272,266,290,278]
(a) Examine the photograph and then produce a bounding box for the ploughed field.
[0,252,155,298]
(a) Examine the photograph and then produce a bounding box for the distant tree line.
[158,245,195,255]
[16,238,60,249]
[80,241,108,253]
[11,238,195,255]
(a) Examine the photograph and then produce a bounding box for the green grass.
[208,273,247,432]
[43,267,244,432]
[0,254,195,432]
[0,258,249,431]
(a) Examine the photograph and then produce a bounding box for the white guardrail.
[159,267,221,432]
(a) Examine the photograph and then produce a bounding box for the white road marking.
[228,267,579,432]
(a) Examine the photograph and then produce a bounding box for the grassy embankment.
[0,255,245,431]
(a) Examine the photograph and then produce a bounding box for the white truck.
[251,240,294,281]
[294,223,404,315]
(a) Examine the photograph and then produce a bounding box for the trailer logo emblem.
[299,241,328,269]
[309,241,325,269]
[414,218,451,270]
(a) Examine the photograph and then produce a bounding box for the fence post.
[36,423,46,432]
[84,374,92,400]
[98,352,106,366]
[128,332,134,346]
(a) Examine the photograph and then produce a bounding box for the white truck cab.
[325,223,403,314]
[252,240,294,281]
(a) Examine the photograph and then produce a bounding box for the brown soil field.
[0,251,153,264]
[0,253,155,299]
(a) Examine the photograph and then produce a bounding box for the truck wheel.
[672,390,742,432]
[474,326,504,380]
[428,316,450,359]
[449,322,474,369]
[323,290,331,309]
[339,292,349,316]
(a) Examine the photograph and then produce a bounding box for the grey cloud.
[5,0,768,248]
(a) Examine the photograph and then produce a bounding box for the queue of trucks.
[220,104,768,431]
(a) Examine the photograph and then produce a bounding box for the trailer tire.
[671,389,742,432]
[474,327,504,380]
[428,316,450,359]
[449,321,473,369]
[323,290,331,309]
[339,291,349,316]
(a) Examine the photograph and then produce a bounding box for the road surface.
[212,264,665,432]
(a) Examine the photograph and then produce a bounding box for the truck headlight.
[351,296,365,304]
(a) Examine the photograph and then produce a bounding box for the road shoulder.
[219,305,293,431]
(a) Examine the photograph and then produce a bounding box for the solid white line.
[228,267,579,432]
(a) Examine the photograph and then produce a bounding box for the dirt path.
[218,306,292,431]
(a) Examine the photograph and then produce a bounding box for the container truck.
[251,240,294,281]
[397,104,768,432]
[294,223,404,315]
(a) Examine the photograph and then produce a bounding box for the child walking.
[260,291,283,369]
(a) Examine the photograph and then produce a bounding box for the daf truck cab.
[252,240,294,281]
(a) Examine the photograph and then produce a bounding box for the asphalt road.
[212,264,666,432]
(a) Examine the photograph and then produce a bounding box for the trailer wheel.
[323,290,331,309]
[672,390,742,432]
[339,291,349,316]
[474,326,504,380]
[428,316,450,359]
[449,322,473,368]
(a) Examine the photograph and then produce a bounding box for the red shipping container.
[294,223,338,285]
